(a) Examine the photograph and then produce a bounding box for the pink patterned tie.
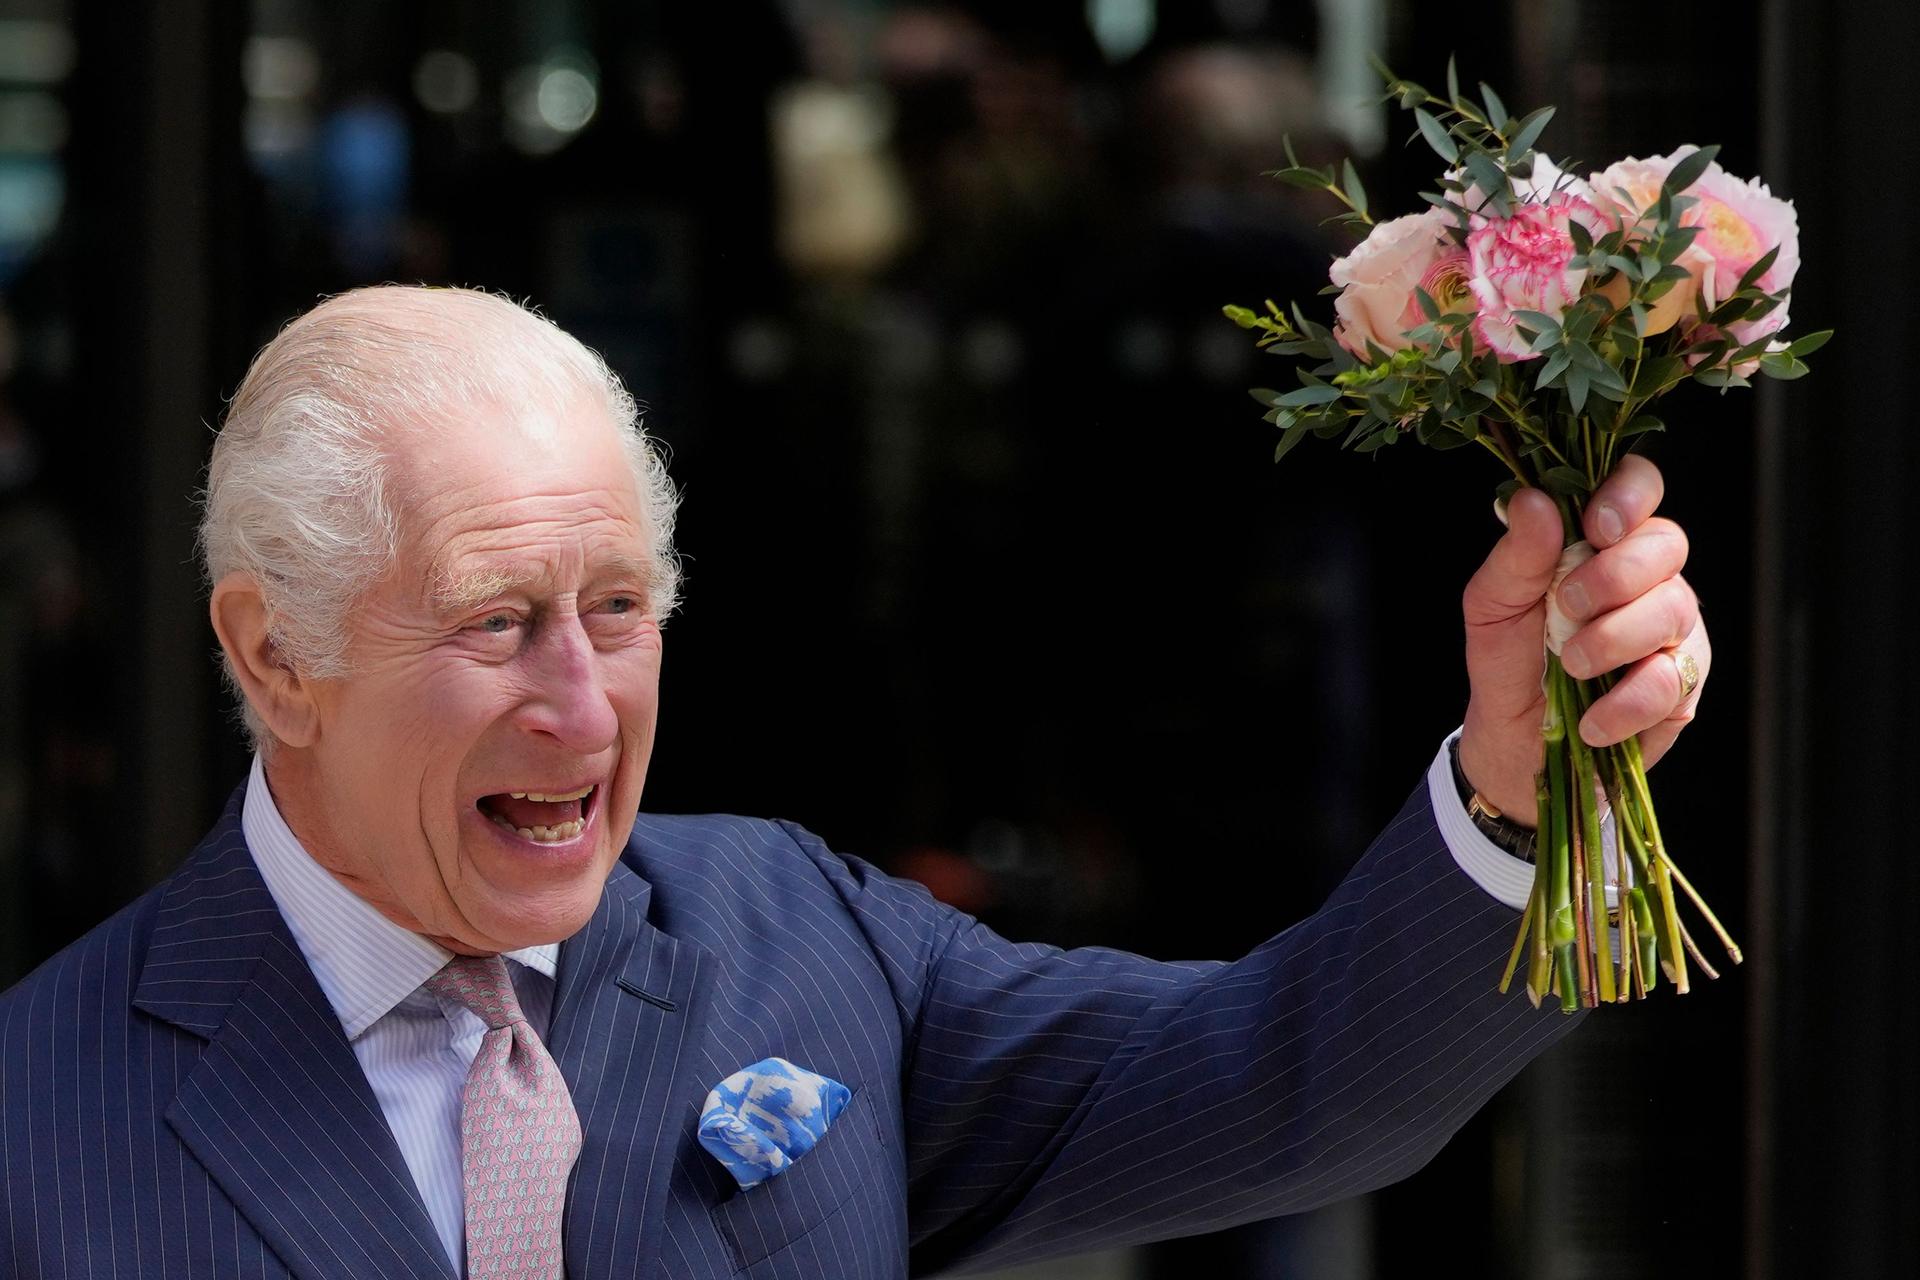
[425,954,582,1278]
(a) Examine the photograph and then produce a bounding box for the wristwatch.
[1449,737,1537,863]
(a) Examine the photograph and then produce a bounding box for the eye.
[475,612,518,634]
[595,594,644,617]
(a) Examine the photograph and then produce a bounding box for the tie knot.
[423,953,525,1030]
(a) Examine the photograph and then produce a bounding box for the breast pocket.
[708,1084,890,1273]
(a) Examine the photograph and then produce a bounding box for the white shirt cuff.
[1428,727,1621,914]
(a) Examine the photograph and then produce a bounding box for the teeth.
[485,813,585,843]
[506,785,595,803]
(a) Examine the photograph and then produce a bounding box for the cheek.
[604,628,663,712]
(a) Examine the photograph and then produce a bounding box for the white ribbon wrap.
[1544,539,1595,656]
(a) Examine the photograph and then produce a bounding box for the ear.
[209,572,321,749]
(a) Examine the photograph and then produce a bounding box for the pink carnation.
[1466,192,1611,361]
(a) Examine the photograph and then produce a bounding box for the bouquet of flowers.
[1226,62,1826,1012]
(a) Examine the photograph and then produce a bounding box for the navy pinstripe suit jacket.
[2,776,1582,1279]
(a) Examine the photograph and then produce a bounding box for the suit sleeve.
[780,773,1586,1277]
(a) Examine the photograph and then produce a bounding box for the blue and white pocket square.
[698,1057,850,1190]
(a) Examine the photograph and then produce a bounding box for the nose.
[518,610,620,754]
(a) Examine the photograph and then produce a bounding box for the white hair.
[198,284,682,753]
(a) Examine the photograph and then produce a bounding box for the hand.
[1456,456,1710,824]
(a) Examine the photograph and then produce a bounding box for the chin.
[447,800,622,949]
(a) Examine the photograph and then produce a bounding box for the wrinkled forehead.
[378,396,649,586]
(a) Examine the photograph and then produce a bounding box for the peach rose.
[1329,207,1459,361]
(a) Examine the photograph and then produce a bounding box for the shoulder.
[0,875,176,1136]
[618,811,886,927]
[0,871,169,1061]
[622,812,952,921]
[1,790,249,1050]
[618,812,965,984]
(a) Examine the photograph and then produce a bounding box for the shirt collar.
[241,753,560,1040]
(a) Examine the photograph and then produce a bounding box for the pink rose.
[1685,165,1798,348]
[1466,190,1611,361]
[1329,208,1459,361]
[1589,149,1799,350]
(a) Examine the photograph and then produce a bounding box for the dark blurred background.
[0,1,1910,1277]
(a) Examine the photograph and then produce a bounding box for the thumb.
[1463,488,1564,716]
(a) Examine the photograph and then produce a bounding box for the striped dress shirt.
[240,754,561,1273]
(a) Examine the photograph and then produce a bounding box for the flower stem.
[1500,895,1535,995]
[1541,655,1579,1013]
[1656,854,1745,965]
[1558,671,1618,1003]
[1476,433,1531,487]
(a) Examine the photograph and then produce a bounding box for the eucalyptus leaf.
[1480,82,1509,132]
[1736,245,1781,294]
[1785,329,1834,357]
[1342,159,1368,219]
[1270,165,1331,191]
[1465,152,1512,215]
[1414,108,1459,163]
[1507,105,1555,158]
[1542,466,1595,496]
[1275,383,1344,407]
[1566,366,1590,414]
[1662,144,1720,198]
[1274,419,1311,462]
[1535,352,1570,389]
[1511,309,1562,337]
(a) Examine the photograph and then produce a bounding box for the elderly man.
[0,286,1707,1279]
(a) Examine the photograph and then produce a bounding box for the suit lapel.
[135,801,455,1280]
[549,856,713,1280]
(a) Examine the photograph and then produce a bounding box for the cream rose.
[1329,207,1458,361]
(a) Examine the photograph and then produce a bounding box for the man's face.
[286,396,663,954]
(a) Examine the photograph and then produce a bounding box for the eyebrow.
[430,554,654,616]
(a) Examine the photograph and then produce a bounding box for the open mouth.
[476,784,598,844]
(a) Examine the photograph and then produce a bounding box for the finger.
[1584,453,1665,548]
[1462,488,1562,720]
[1556,517,1689,626]
[1560,574,1700,680]
[1465,487,1563,620]
[1578,618,1711,752]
